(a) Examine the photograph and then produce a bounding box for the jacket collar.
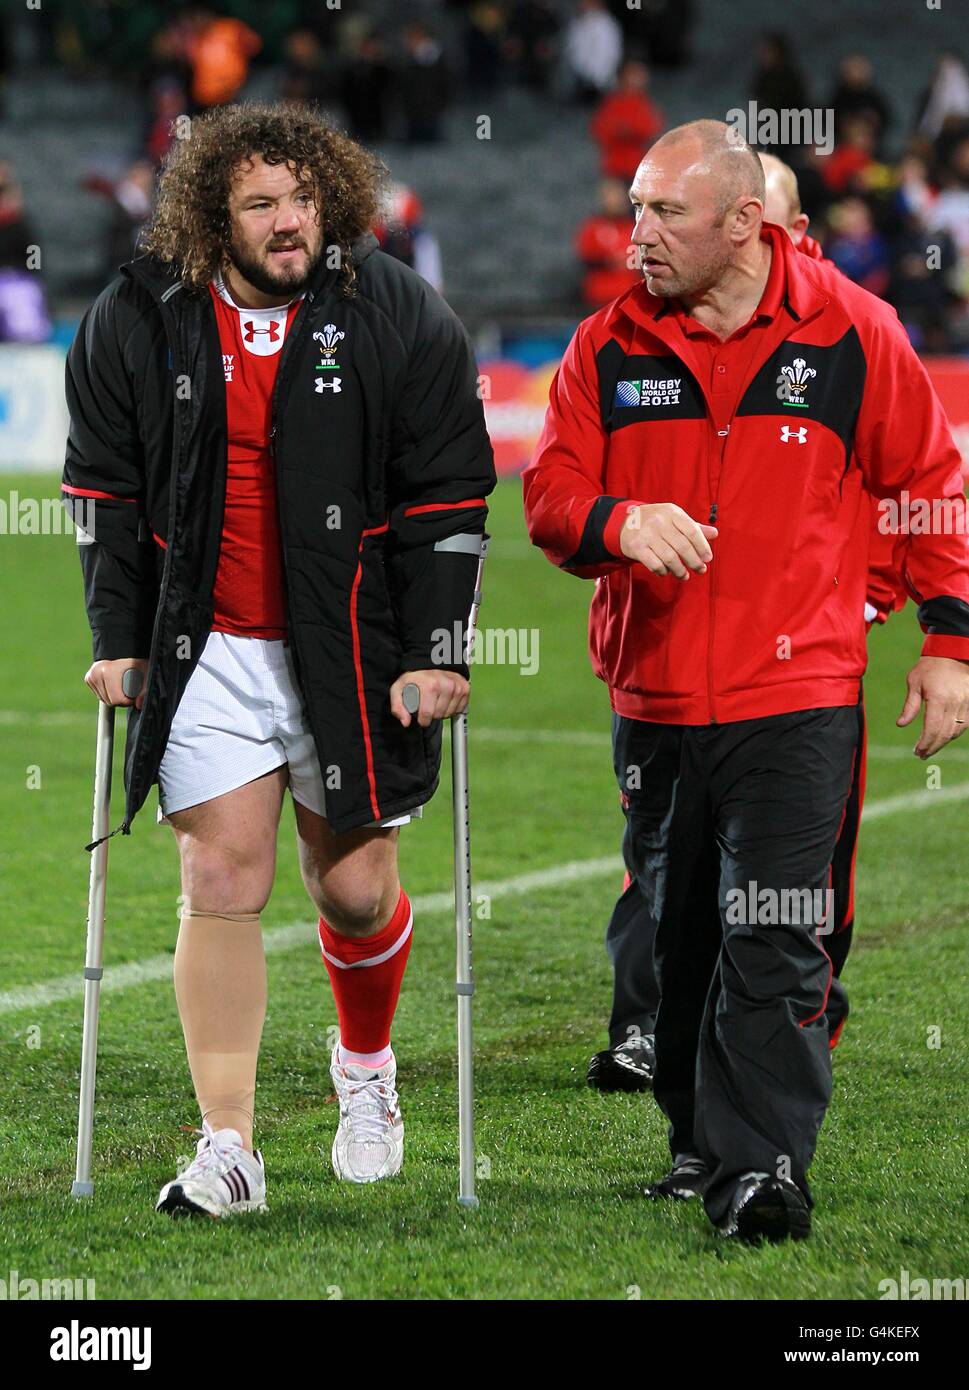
[121,229,380,303]
[613,221,829,339]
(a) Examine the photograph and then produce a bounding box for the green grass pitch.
[0,473,967,1299]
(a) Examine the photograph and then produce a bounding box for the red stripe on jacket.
[61,484,137,503]
[402,498,486,517]
[348,520,391,822]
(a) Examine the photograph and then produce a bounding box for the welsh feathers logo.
[313,324,345,370]
[778,357,816,408]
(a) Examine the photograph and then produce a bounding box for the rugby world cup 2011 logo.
[614,377,682,407]
[313,324,345,370]
[778,357,816,408]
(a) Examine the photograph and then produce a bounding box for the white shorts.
[156,631,422,828]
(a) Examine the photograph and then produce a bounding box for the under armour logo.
[315,377,342,393]
[780,425,807,444]
[243,320,280,342]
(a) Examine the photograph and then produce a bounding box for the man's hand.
[84,657,149,710]
[390,669,469,728]
[897,655,969,758]
[619,503,718,579]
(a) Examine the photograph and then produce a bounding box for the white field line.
[0,855,622,1016]
[858,779,969,820]
[4,772,969,1017]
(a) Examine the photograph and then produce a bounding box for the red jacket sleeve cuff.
[602,499,647,560]
[921,634,969,661]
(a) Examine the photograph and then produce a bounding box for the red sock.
[319,888,413,1059]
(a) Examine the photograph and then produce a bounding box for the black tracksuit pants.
[612,703,860,1225]
[606,697,866,1048]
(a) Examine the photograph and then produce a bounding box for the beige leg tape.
[173,910,266,1151]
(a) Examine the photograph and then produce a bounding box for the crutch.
[403,534,488,1208]
[71,666,143,1198]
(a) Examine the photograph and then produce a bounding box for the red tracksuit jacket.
[799,232,907,626]
[523,223,969,724]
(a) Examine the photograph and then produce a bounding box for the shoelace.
[179,1121,243,1179]
[342,1075,397,1145]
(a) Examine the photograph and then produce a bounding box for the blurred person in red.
[576,178,639,307]
[591,58,664,182]
[821,113,879,195]
[187,6,261,110]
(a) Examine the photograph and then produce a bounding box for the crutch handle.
[121,667,143,699]
[402,682,421,716]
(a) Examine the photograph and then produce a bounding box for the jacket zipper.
[707,427,730,724]
[269,289,319,700]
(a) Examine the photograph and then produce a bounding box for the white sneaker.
[156,1123,267,1218]
[330,1044,404,1183]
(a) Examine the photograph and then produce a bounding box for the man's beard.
[641,248,731,300]
[226,234,323,299]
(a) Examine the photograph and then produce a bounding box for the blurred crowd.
[577,32,969,355]
[0,2,967,355]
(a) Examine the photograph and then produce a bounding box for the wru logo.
[778,357,816,408]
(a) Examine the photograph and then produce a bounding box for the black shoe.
[644,1153,710,1200]
[718,1172,811,1244]
[587,1035,655,1092]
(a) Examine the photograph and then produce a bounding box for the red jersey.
[793,229,908,621]
[208,275,304,640]
[590,92,664,181]
[576,215,640,307]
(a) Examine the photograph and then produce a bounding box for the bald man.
[524,120,969,1243]
[586,154,909,1096]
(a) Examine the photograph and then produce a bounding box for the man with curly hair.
[62,103,495,1216]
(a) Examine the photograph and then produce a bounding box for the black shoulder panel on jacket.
[735,325,868,459]
[597,338,706,432]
